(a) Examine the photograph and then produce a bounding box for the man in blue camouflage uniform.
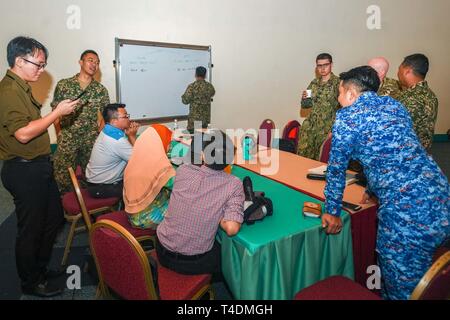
[321,66,449,300]
[51,50,110,193]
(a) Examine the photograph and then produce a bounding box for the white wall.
[1,0,449,143]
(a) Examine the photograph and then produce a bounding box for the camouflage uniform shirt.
[398,81,438,150]
[51,74,110,192]
[378,77,401,100]
[297,73,340,160]
[51,74,110,135]
[182,79,215,130]
[325,92,449,299]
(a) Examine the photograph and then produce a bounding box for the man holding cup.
[298,53,340,160]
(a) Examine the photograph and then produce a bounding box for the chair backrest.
[90,219,158,300]
[282,120,301,150]
[258,119,275,147]
[277,138,297,154]
[68,167,93,230]
[410,251,450,300]
[151,124,173,152]
[319,134,332,163]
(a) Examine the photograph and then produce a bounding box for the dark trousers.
[155,237,221,276]
[1,158,64,289]
[87,180,123,199]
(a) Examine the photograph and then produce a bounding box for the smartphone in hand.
[72,90,86,101]
[342,201,362,211]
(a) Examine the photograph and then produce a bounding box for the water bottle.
[173,119,178,130]
[242,135,255,160]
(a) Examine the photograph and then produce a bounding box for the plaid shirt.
[157,164,244,255]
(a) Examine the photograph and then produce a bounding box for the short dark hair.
[7,36,48,68]
[339,66,380,93]
[189,130,235,170]
[401,53,429,78]
[80,50,99,61]
[102,103,126,123]
[316,53,333,63]
[195,66,207,78]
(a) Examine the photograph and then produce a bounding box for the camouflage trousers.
[53,132,97,194]
[296,126,331,161]
[187,105,211,131]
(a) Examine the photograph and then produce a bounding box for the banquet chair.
[319,134,332,163]
[61,167,119,266]
[257,119,275,148]
[410,251,450,300]
[90,219,214,300]
[282,120,301,150]
[294,251,450,300]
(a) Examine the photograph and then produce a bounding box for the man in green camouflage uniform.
[368,57,402,99]
[297,53,340,160]
[182,66,215,132]
[52,50,110,193]
[397,54,438,151]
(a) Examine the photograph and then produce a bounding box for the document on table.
[308,164,358,186]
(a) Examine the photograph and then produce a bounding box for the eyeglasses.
[117,114,130,119]
[316,63,331,69]
[22,58,47,70]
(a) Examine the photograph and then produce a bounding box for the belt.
[6,154,51,163]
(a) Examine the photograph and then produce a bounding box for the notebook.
[307,164,358,186]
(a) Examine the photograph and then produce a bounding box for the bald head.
[368,57,390,81]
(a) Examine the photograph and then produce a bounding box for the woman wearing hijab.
[123,126,176,229]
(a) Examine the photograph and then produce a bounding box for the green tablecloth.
[169,141,354,299]
[218,166,354,300]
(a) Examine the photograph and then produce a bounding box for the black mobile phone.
[306,173,326,181]
[72,90,86,101]
[342,201,362,211]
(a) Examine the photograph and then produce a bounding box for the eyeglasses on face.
[316,63,331,69]
[22,57,47,70]
[117,114,130,119]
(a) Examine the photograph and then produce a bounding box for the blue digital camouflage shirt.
[324,91,449,299]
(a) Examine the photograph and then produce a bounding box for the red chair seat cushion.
[97,211,156,239]
[294,276,381,300]
[150,251,211,300]
[62,189,118,216]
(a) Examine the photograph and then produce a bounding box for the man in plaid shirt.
[156,130,244,275]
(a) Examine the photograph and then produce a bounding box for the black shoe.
[44,267,66,279]
[22,280,64,298]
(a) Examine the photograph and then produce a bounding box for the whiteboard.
[115,38,212,121]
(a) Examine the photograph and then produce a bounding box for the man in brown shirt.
[0,36,77,297]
